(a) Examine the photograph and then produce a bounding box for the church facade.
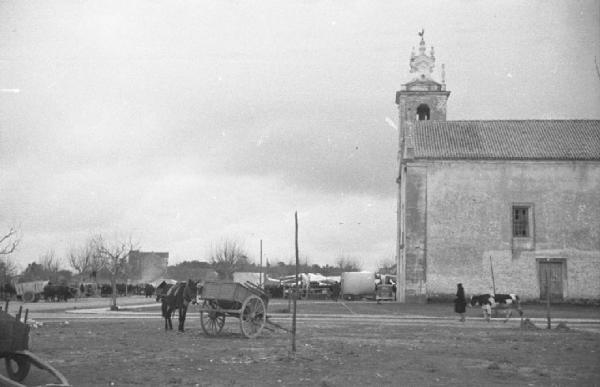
[395,34,600,302]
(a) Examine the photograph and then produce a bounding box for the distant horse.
[470,293,523,322]
[161,280,198,332]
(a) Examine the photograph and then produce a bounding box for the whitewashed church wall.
[420,160,600,301]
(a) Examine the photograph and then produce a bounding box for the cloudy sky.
[1,0,599,272]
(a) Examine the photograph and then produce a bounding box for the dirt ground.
[2,299,600,387]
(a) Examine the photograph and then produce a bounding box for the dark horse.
[161,280,198,332]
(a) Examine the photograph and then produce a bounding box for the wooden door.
[539,261,563,301]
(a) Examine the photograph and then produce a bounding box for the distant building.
[395,32,600,302]
[128,250,168,283]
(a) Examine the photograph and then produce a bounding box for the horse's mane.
[165,281,197,303]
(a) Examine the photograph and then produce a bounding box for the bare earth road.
[2,297,599,387]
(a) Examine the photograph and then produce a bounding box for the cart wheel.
[200,300,225,336]
[239,295,266,339]
[5,354,31,382]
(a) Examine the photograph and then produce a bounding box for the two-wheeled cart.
[198,281,269,339]
[0,301,70,386]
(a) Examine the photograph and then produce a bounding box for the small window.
[513,206,529,237]
[416,104,430,121]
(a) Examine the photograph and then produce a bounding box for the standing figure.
[454,283,467,322]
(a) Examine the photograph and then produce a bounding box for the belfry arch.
[416,104,430,121]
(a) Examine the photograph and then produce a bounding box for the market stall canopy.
[150,278,177,288]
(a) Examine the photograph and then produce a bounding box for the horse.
[470,293,523,322]
[161,280,198,332]
[155,281,174,302]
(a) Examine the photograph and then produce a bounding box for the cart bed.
[201,281,267,305]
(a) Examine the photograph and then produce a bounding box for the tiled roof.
[411,120,600,160]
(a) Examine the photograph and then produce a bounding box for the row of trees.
[203,239,396,279]
[1,229,134,310]
[2,228,397,306]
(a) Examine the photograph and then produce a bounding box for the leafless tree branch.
[0,257,18,279]
[210,239,249,280]
[68,238,100,275]
[38,249,61,273]
[0,227,20,256]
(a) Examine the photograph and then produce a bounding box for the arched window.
[416,104,430,121]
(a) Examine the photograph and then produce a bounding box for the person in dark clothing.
[454,283,467,322]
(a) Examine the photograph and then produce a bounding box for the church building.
[395,32,600,303]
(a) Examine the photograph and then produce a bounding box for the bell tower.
[395,30,450,303]
[396,29,450,149]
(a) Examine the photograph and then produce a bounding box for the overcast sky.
[1,0,599,272]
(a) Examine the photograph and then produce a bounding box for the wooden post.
[546,268,551,329]
[259,239,263,289]
[489,256,496,296]
[292,211,299,354]
[489,256,498,318]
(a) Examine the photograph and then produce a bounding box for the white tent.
[233,272,267,286]
[150,278,178,288]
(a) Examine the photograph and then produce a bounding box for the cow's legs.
[503,309,513,323]
[483,305,491,322]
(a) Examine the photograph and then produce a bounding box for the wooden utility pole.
[292,211,299,353]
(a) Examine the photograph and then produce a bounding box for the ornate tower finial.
[409,30,435,80]
[441,64,446,84]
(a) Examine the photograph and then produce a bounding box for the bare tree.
[94,235,136,311]
[68,238,99,277]
[38,249,62,273]
[1,227,20,290]
[88,246,105,282]
[335,255,363,272]
[0,227,20,256]
[376,258,397,274]
[210,239,250,280]
[1,258,18,283]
